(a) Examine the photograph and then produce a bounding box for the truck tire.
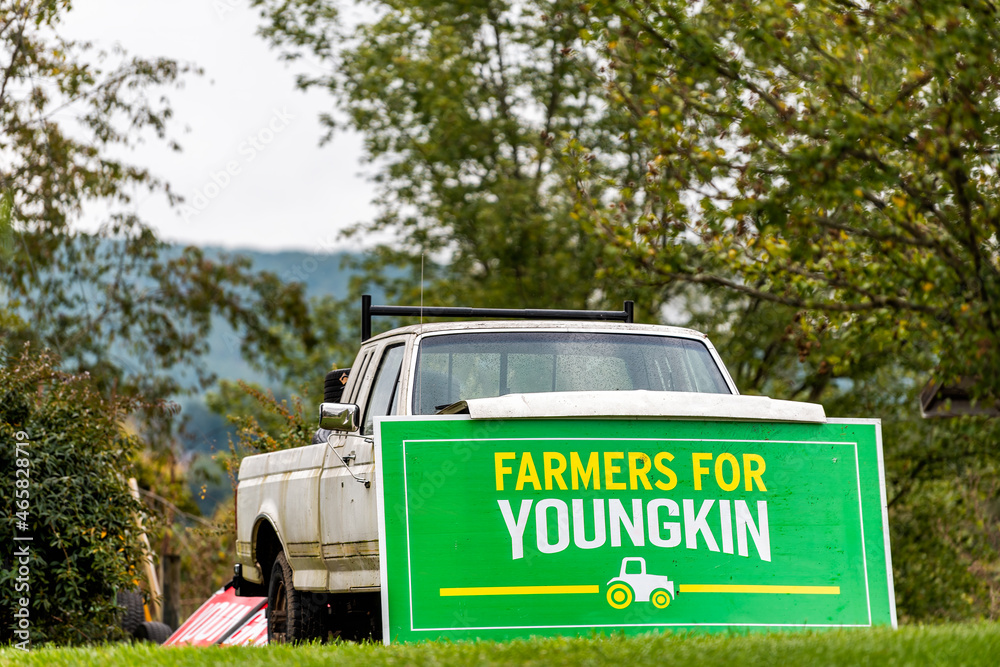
[133,621,172,644]
[267,551,326,644]
[117,590,145,635]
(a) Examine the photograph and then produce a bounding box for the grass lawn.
[4,624,1000,666]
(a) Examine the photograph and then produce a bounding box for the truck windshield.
[411,331,731,414]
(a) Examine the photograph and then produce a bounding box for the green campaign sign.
[374,416,895,643]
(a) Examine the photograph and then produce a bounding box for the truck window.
[412,332,731,414]
[363,344,405,435]
[347,348,375,404]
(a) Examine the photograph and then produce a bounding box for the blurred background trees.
[0,348,151,644]
[0,0,314,641]
[3,0,999,641]
[590,0,1000,620]
[250,0,1000,622]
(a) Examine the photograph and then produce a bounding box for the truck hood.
[437,390,826,423]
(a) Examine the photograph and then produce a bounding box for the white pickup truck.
[232,297,824,643]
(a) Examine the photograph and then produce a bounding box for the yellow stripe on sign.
[440,585,599,597]
[679,585,840,595]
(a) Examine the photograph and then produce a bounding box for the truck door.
[319,340,407,591]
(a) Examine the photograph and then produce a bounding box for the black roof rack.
[361,294,634,341]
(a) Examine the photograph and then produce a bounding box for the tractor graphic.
[606,557,675,609]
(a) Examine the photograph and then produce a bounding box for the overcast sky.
[62,0,377,252]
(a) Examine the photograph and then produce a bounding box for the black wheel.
[267,551,325,644]
[331,591,382,642]
[133,620,172,644]
[117,590,145,635]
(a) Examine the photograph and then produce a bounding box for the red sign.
[164,584,267,646]
[220,607,268,646]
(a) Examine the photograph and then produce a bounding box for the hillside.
[197,247,359,386]
[174,247,366,513]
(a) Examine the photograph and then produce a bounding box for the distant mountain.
[177,246,370,513]
[207,247,360,299]
[191,248,363,391]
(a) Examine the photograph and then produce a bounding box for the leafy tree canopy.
[0,2,320,642]
[0,0,316,412]
[246,0,1000,622]
[591,0,1000,400]
[251,0,645,313]
[1,347,150,645]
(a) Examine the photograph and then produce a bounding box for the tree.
[590,0,1000,400]
[251,0,648,314]
[583,0,1000,620]
[0,346,151,645]
[247,0,1000,622]
[1,2,320,641]
[1,1,316,410]
[249,0,941,411]
[0,0,318,514]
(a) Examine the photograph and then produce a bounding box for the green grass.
[4,625,1000,666]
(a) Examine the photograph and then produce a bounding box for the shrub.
[1,346,150,645]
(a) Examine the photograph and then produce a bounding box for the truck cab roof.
[363,318,714,342]
[349,319,826,424]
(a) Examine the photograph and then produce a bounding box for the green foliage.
[251,0,636,313]
[594,0,1000,399]
[229,0,677,429]
[177,498,238,622]
[583,0,1000,621]
[0,1,316,414]
[0,346,150,645]
[0,189,12,261]
[246,0,1000,625]
[0,2,324,637]
[178,380,313,623]
[6,625,1000,665]
[218,381,312,461]
[209,382,313,500]
[885,417,1000,622]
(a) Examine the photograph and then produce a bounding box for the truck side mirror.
[319,402,361,432]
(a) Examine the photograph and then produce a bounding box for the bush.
[1,346,150,645]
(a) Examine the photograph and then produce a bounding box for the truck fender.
[251,514,285,589]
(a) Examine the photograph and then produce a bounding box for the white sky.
[61,0,377,252]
